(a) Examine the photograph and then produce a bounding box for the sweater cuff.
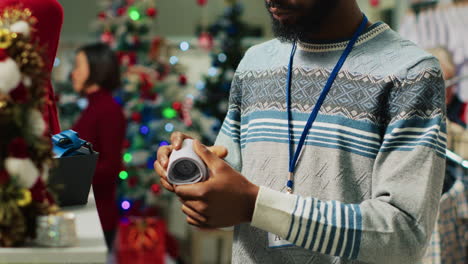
[251,186,298,238]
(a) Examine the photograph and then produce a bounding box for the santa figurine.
[0,0,63,135]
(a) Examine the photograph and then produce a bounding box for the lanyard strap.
[286,15,369,193]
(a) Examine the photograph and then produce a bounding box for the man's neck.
[303,1,370,42]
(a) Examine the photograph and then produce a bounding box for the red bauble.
[151,184,161,195]
[101,31,115,45]
[30,177,55,204]
[9,83,29,103]
[197,0,208,6]
[370,0,379,7]
[0,170,10,185]
[131,112,142,123]
[98,11,107,20]
[172,102,182,111]
[128,177,138,188]
[146,7,158,18]
[0,48,8,61]
[178,74,188,86]
[8,137,29,158]
[198,32,214,51]
[117,7,126,16]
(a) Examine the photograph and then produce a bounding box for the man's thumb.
[208,145,228,159]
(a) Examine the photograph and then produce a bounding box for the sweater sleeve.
[214,73,243,172]
[251,58,447,264]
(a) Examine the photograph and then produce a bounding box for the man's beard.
[266,0,339,42]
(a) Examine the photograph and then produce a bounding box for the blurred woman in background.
[72,43,126,250]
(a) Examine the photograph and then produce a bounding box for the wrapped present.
[116,217,167,264]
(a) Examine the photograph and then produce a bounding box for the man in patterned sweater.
[155,0,446,263]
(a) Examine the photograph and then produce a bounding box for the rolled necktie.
[167,139,208,185]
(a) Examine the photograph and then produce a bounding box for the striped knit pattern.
[286,197,362,259]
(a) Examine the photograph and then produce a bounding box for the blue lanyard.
[286,15,368,194]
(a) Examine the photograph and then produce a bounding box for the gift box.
[116,217,167,264]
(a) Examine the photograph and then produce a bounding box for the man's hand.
[154,132,228,192]
[174,140,259,228]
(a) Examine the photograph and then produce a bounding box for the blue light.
[159,141,169,146]
[121,201,131,210]
[140,126,149,135]
[208,67,218,77]
[196,81,206,90]
[53,58,61,67]
[186,94,194,99]
[169,56,179,65]
[165,123,174,132]
[218,53,227,63]
[77,98,89,110]
[179,41,190,51]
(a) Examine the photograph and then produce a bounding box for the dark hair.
[77,43,120,92]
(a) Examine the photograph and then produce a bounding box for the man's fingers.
[207,145,228,159]
[174,184,206,200]
[160,177,175,192]
[186,216,208,228]
[170,132,192,150]
[154,161,175,192]
[181,204,208,224]
[193,140,223,168]
[154,160,166,178]
[156,145,173,167]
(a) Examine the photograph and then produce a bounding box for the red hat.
[0,0,64,135]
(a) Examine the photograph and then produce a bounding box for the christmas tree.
[194,0,260,144]
[55,0,212,218]
[96,0,210,217]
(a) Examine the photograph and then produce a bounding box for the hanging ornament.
[150,184,161,195]
[370,0,379,7]
[9,83,29,103]
[197,0,208,6]
[182,97,194,127]
[146,7,158,18]
[131,112,142,123]
[172,102,182,111]
[16,189,32,207]
[98,11,107,20]
[0,169,10,185]
[178,74,188,86]
[100,31,115,45]
[9,21,31,37]
[128,177,138,188]
[0,49,21,94]
[117,7,126,17]
[198,32,214,51]
[0,29,13,49]
[7,137,29,159]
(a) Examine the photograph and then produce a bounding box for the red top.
[0,0,63,134]
[73,90,126,231]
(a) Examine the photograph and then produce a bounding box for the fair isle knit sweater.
[215,22,447,264]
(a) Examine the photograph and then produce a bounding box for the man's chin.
[271,20,300,43]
